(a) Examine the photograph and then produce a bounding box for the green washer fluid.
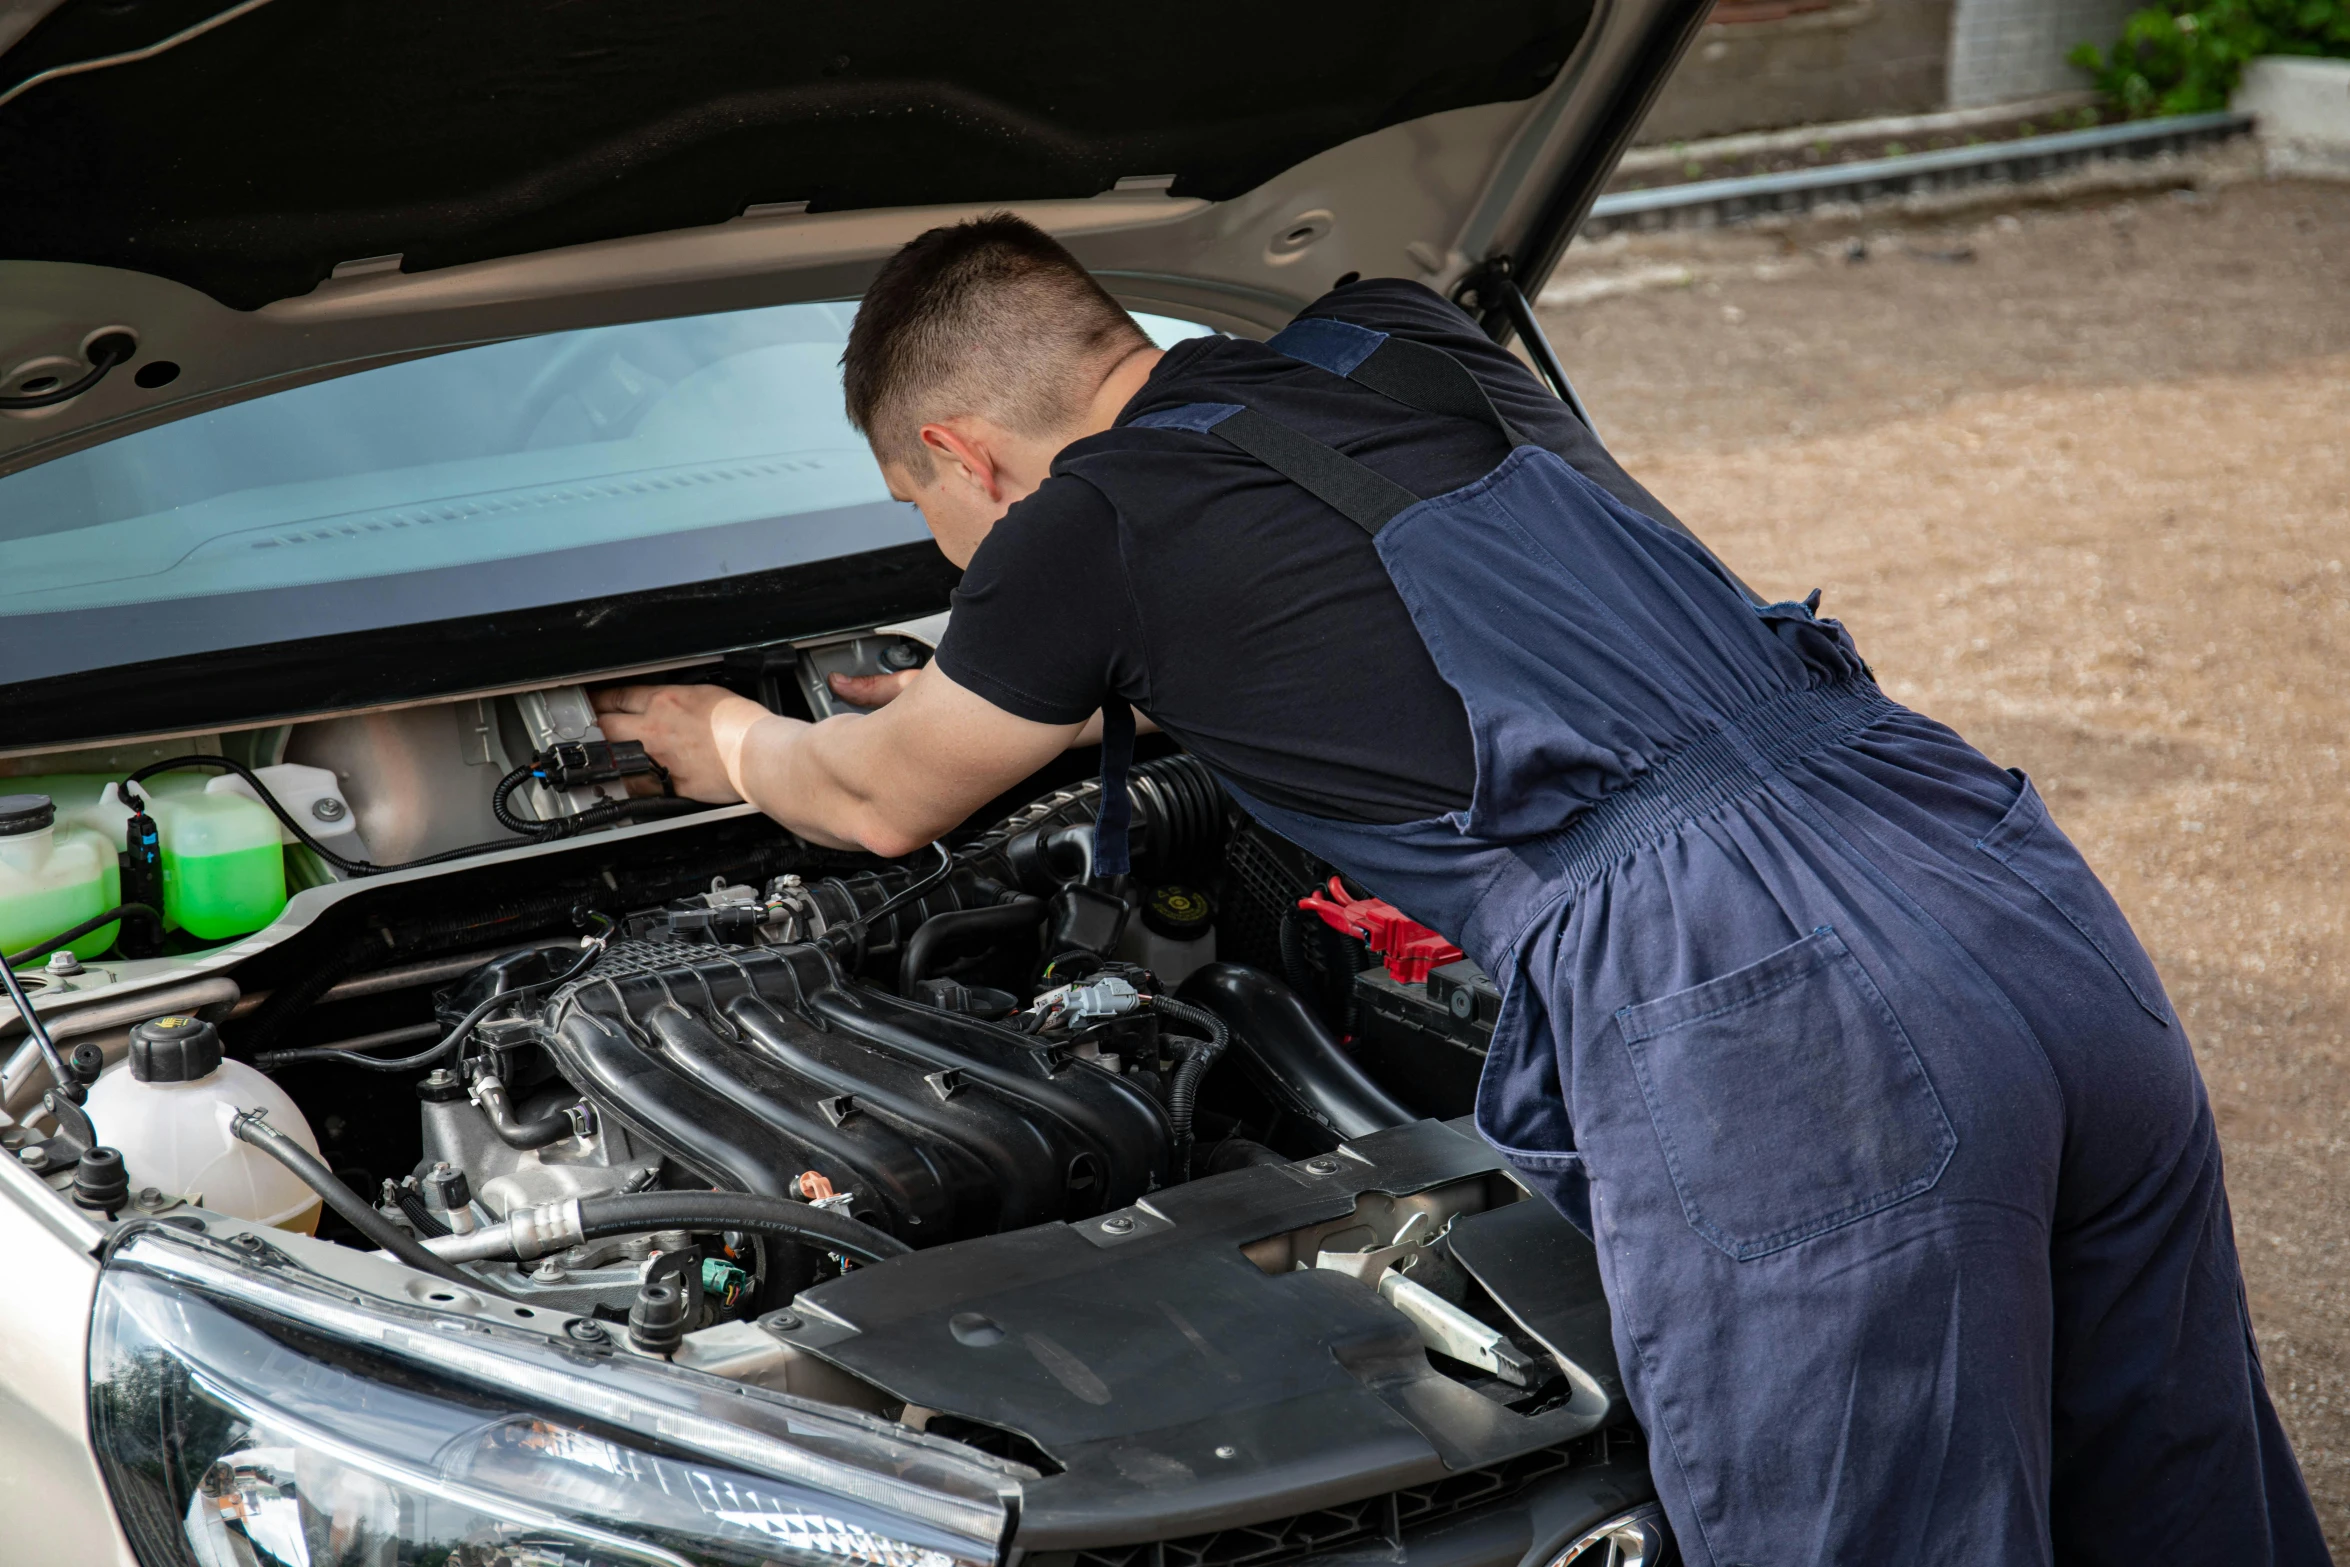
[154,789,286,940]
[0,794,119,962]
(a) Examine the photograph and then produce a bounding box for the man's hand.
[592,684,770,803]
[596,666,1082,855]
[594,666,1144,858]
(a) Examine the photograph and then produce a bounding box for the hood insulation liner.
[0,0,1592,309]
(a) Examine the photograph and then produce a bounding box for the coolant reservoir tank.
[83,1016,322,1232]
[150,787,286,938]
[0,794,119,962]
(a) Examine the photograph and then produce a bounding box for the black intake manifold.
[536,940,1171,1243]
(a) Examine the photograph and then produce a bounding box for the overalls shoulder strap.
[1128,318,1527,538]
[1136,317,1759,593]
[1269,317,1529,451]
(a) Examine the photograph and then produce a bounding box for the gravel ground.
[1541,175,2350,1544]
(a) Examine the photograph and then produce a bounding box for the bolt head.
[563,1318,610,1344]
[1215,1445,1238,1459]
[1101,1214,1136,1234]
[1305,1157,1340,1175]
[531,1258,566,1282]
[44,949,83,977]
[764,1309,804,1333]
[17,1146,47,1170]
[310,796,348,823]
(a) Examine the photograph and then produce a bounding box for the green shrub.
[2071,0,2350,116]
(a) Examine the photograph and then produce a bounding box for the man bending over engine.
[595,214,2324,1566]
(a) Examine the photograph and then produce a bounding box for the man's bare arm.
[594,669,1083,856]
[828,668,1157,747]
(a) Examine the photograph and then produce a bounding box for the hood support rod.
[1459,263,1597,439]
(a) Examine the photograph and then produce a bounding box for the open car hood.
[0,0,1704,477]
[0,0,1706,751]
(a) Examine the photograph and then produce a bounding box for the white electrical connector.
[1025,975,1143,1031]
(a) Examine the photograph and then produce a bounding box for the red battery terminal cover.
[1296,877,1465,985]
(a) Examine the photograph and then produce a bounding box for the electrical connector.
[700,1256,750,1310]
[532,739,666,791]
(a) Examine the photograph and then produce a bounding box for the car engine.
[3,668,1641,1545]
[318,749,1255,1320]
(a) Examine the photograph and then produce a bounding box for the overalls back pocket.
[1616,926,1956,1261]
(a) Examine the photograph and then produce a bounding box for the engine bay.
[0,631,1629,1544]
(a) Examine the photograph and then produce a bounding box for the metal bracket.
[1316,1211,1538,1386]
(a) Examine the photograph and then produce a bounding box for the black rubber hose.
[832,841,953,939]
[475,1076,577,1150]
[124,756,703,878]
[490,764,540,836]
[572,1192,912,1267]
[2,903,162,969]
[968,755,1227,881]
[490,771,703,843]
[1152,994,1230,1179]
[0,331,134,410]
[898,897,1045,995]
[230,1111,520,1298]
[123,756,534,876]
[1177,962,1415,1142]
[258,917,610,1072]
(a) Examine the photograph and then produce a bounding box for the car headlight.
[1545,1502,1672,1567]
[91,1229,1011,1567]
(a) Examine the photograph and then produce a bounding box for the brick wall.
[1946,0,2139,106]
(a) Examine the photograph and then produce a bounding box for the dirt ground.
[1541,175,2350,1543]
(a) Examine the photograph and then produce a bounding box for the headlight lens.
[1546,1502,1672,1567]
[90,1241,1004,1567]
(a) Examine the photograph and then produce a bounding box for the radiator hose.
[231,1111,522,1299]
[577,1192,911,1264]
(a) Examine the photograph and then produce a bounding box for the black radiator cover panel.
[782,1119,1618,1548]
[538,941,1170,1240]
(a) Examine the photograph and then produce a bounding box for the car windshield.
[0,302,1210,684]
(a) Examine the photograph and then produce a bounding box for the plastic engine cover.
[535,941,1172,1242]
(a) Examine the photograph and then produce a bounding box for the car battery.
[1351,958,1500,1119]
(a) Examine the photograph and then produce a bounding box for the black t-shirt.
[931,279,1682,824]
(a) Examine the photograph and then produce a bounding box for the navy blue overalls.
[1092,316,2327,1564]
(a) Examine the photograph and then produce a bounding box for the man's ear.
[918,421,1004,504]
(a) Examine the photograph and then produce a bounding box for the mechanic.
[595,215,2325,1565]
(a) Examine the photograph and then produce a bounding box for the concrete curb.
[1615,91,2102,176]
[2236,57,2350,180]
[1586,111,2250,236]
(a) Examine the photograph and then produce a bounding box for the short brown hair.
[842,213,1147,478]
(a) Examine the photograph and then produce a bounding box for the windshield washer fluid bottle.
[150,786,286,939]
[83,1015,321,1232]
[0,793,120,962]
